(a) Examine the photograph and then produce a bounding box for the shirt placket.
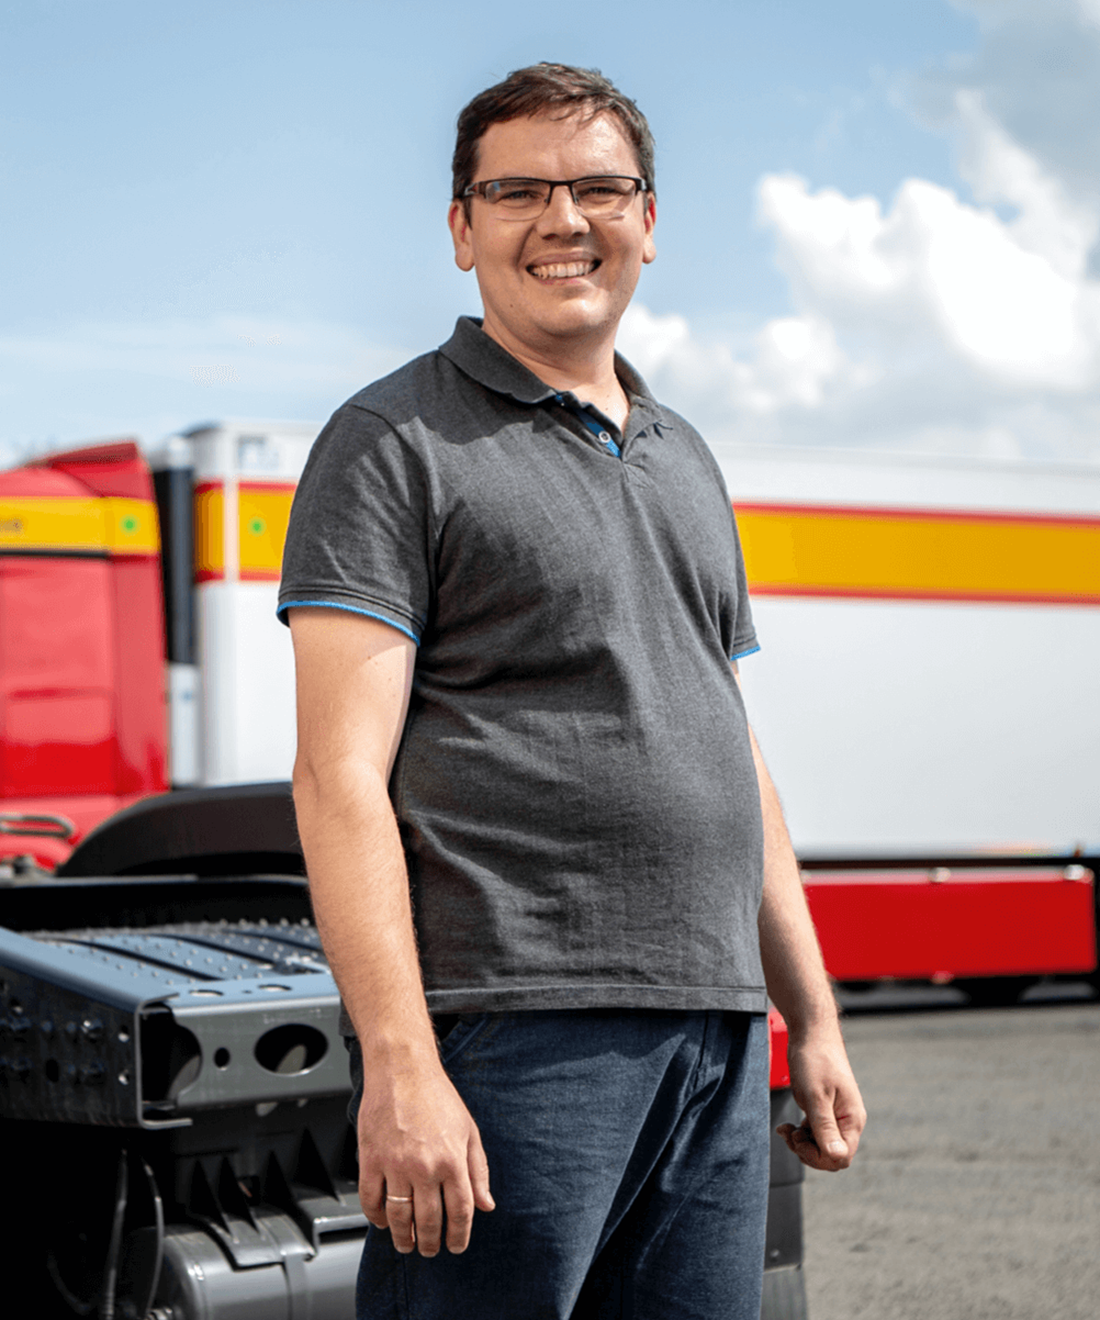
[553,393,623,459]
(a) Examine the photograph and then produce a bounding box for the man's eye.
[495,181,544,202]
[577,179,628,198]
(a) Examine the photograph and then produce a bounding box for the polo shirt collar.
[438,316,667,427]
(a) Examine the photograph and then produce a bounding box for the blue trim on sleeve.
[277,599,420,646]
[730,643,761,661]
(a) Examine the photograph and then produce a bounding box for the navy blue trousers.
[350,1009,770,1320]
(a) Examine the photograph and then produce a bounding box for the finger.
[441,1130,493,1255]
[836,1095,867,1160]
[443,1175,476,1255]
[411,1184,445,1258]
[809,1082,867,1170]
[384,1188,417,1254]
[781,1120,842,1171]
[779,1122,826,1165]
[359,1170,389,1230]
[468,1129,495,1214]
[794,1104,853,1171]
[776,1121,803,1151]
[810,1114,851,1166]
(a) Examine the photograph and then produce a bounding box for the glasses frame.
[462,176,649,219]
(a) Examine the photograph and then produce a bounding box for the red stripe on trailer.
[734,500,1100,528]
[803,868,1097,981]
[748,582,1100,607]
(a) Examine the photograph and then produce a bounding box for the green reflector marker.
[249,518,266,535]
[121,515,138,533]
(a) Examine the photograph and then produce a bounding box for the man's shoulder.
[341,345,457,423]
[333,317,525,432]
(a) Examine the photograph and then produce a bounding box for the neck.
[480,319,630,430]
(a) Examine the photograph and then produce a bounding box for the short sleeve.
[277,403,434,644]
[687,435,758,664]
[727,505,759,660]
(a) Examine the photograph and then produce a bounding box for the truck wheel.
[956,976,1036,1007]
[761,1265,808,1320]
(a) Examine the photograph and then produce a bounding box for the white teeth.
[531,261,595,279]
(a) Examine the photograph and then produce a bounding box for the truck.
[1,424,1097,1319]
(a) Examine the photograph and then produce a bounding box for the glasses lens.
[483,179,553,216]
[572,178,638,216]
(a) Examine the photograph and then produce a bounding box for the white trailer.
[711,442,1100,862]
[154,423,1100,871]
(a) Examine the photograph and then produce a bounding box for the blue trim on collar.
[554,393,622,458]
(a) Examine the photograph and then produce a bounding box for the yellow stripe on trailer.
[104,498,160,555]
[737,503,1100,605]
[194,484,225,581]
[239,484,294,580]
[0,497,158,556]
[193,481,295,581]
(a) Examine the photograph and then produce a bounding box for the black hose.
[98,1149,129,1320]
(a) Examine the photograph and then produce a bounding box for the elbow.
[291,751,317,801]
[291,746,390,825]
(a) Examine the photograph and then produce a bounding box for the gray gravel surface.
[800,995,1100,1320]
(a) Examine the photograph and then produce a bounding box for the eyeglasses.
[462,176,649,221]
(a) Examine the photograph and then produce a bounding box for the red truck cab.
[0,442,168,868]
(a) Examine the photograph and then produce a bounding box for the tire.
[956,976,1036,1007]
[761,1265,808,1320]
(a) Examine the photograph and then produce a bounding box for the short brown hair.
[452,63,656,203]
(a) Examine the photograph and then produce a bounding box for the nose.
[536,182,589,236]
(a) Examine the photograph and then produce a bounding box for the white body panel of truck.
[165,421,1100,861]
[711,442,1100,857]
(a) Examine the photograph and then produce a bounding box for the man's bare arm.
[289,607,494,1255]
[733,667,867,1171]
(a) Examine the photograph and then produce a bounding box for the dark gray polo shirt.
[279,317,767,1015]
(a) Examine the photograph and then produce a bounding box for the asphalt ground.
[799,983,1100,1320]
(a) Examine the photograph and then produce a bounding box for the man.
[279,63,865,1320]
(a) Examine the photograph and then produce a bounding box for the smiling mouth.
[528,259,601,280]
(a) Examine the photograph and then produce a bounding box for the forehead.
[474,110,640,178]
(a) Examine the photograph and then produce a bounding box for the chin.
[537,304,614,338]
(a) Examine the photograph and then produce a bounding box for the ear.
[642,192,656,265]
[448,199,475,272]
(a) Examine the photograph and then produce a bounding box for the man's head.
[448,65,657,373]
[452,63,656,210]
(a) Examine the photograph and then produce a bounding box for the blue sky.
[3,0,1099,463]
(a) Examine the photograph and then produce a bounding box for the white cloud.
[760,131,1099,391]
[621,74,1100,463]
[925,1,1100,207]
[955,91,1096,279]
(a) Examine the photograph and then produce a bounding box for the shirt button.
[598,431,612,444]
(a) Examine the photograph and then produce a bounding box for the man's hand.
[777,1027,866,1171]
[358,1057,495,1256]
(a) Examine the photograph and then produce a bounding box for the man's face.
[448,110,656,366]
